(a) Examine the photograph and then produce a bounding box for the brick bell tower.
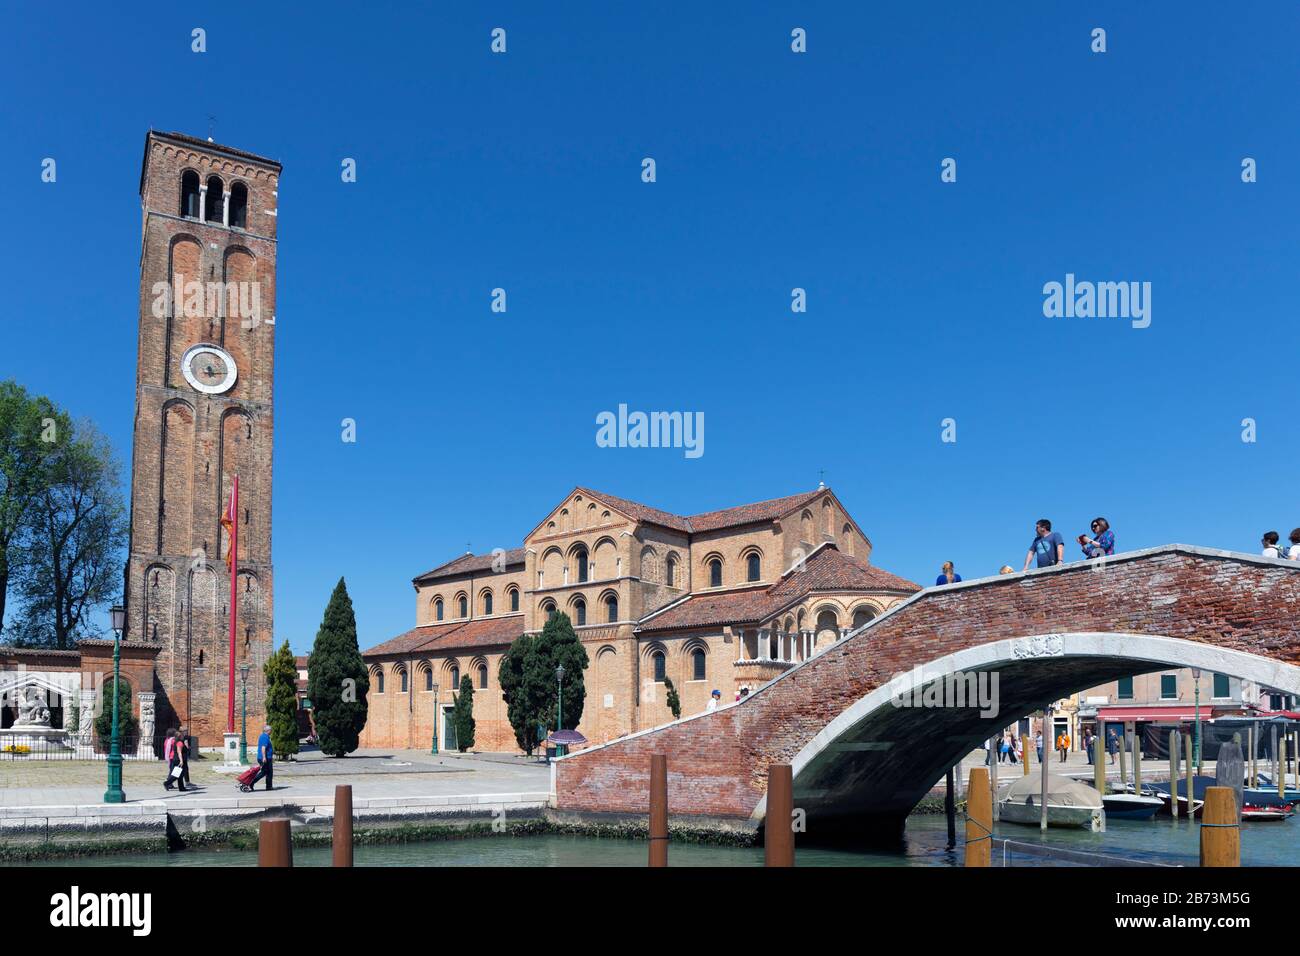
[125,131,280,746]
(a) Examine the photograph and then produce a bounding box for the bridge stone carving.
[553,546,1300,837]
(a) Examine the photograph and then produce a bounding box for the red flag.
[221,485,236,571]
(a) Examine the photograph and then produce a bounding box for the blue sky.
[3,2,1298,653]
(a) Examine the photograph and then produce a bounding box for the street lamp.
[103,605,126,804]
[239,662,251,765]
[431,684,439,755]
[1191,667,1202,772]
[555,664,565,756]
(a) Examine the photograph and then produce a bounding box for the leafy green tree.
[93,677,139,752]
[264,641,300,759]
[0,380,66,634]
[499,612,588,753]
[307,578,369,757]
[664,676,681,720]
[10,419,126,648]
[453,673,475,752]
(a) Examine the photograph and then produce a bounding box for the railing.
[0,732,157,761]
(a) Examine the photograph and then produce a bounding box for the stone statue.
[136,693,157,758]
[15,687,51,727]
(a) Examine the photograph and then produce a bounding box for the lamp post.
[103,605,126,804]
[1191,667,1202,772]
[431,684,439,755]
[555,664,565,757]
[239,662,251,765]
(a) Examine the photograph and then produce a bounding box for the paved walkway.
[0,749,551,810]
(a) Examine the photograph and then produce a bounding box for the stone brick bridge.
[552,546,1300,838]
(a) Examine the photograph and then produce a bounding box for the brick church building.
[360,486,920,753]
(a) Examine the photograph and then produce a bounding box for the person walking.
[164,727,187,792]
[250,724,274,791]
[1079,518,1115,559]
[1023,519,1065,572]
[1057,731,1071,763]
[1013,734,1023,764]
[998,735,1010,763]
[1262,531,1282,558]
[1287,529,1300,561]
[707,689,721,712]
[1107,728,1119,765]
[162,728,178,791]
[177,726,192,789]
[1034,731,1043,764]
[1084,729,1096,765]
[936,561,962,585]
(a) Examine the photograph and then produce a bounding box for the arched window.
[574,598,587,626]
[574,546,589,583]
[450,665,460,689]
[375,670,385,694]
[434,598,444,621]
[458,595,468,618]
[605,595,618,623]
[204,175,224,223]
[652,651,666,682]
[692,648,706,681]
[482,591,493,615]
[709,558,722,588]
[478,664,488,689]
[666,555,677,588]
[746,552,761,582]
[842,524,854,556]
[424,668,433,691]
[852,607,876,629]
[229,182,249,229]
[180,171,200,218]
[399,668,408,693]
[816,609,839,636]
[542,600,557,620]
[509,587,519,612]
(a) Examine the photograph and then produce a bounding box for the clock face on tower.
[180,344,238,394]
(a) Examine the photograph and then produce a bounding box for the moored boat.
[998,775,1105,830]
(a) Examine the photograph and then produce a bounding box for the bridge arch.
[752,630,1300,833]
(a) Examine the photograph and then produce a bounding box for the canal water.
[21,814,1300,866]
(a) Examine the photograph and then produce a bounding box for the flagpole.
[228,474,238,735]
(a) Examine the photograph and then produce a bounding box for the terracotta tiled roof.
[637,546,920,632]
[363,615,525,657]
[687,490,824,532]
[574,488,691,532]
[577,487,824,534]
[413,547,526,584]
[768,547,920,597]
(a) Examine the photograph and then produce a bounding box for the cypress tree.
[664,676,681,720]
[499,632,540,754]
[307,578,369,757]
[453,673,475,752]
[93,677,138,751]
[264,640,300,759]
[534,611,588,732]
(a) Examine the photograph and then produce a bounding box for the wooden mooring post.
[765,763,795,867]
[332,784,354,867]
[965,766,991,867]
[1169,729,1180,819]
[1094,733,1105,795]
[1133,732,1142,792]
[945,766,957,850]
[649,754,668,867]
[1184,730,1194,819]
[1199,787,1240,867]
[258,818,292,867]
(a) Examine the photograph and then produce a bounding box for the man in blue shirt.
[251,724,274,791]
[1023,518,1065,571]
